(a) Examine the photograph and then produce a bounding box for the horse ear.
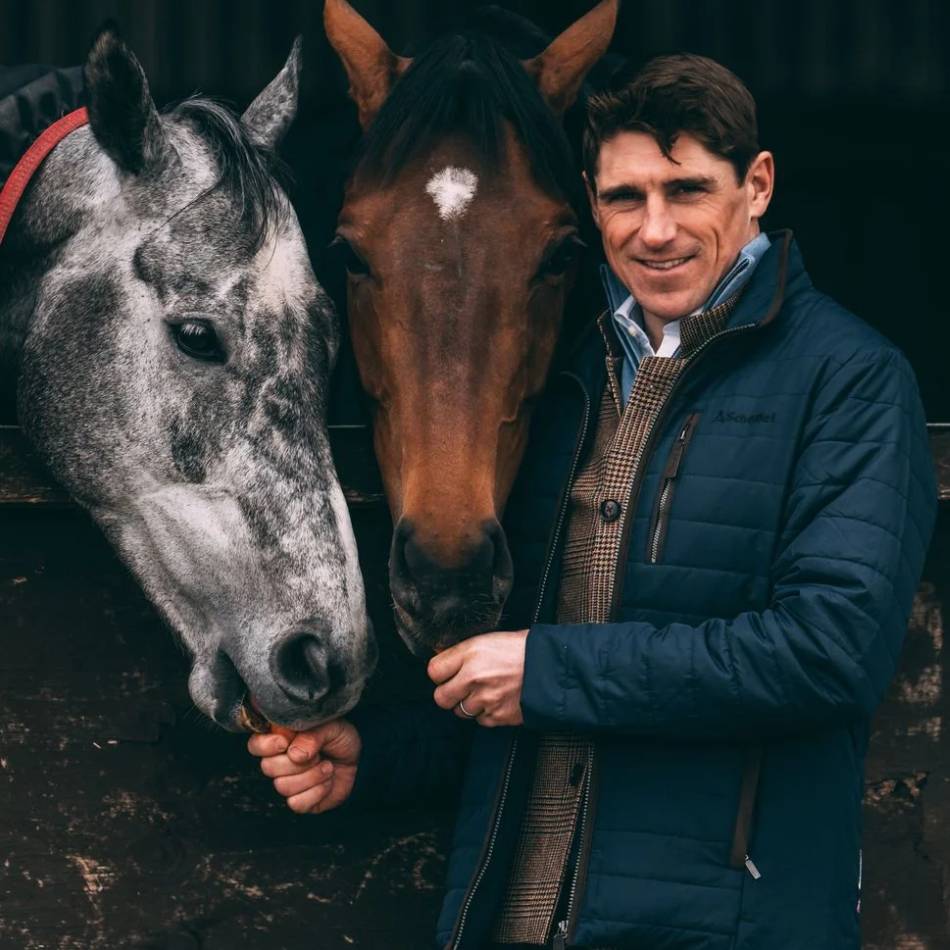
[323,0,411,130]
[523,0,620,116]
[241,36,302,150]
[84,26,167,174]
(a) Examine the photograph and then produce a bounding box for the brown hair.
[583,53,759,187]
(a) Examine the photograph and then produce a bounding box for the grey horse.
[0,31,374,731]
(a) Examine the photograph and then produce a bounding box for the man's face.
[588,131,774,321]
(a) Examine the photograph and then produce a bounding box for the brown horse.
[325,0,618,655]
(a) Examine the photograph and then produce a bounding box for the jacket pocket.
[729,746,763,878]
[646,412,701,564]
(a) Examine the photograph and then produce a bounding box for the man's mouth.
[637,255,694,271]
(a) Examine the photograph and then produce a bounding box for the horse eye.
[171,319,226,363]
[538,234,586,279]
[329,235,371,278]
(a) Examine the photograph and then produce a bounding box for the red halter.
[0,106,90,246]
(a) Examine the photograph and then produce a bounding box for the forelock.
[165,96,288,249]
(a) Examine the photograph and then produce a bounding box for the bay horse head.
[325,0,617,655]
[0,31,373,730]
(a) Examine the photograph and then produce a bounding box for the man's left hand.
[427,629,529,727]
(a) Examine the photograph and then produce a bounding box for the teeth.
[641,257,689,270]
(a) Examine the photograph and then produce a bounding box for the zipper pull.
[663,413,699,478]
[552,919,568,950]
[744,854,762,880]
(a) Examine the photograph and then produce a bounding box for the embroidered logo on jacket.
[713,410,777,424]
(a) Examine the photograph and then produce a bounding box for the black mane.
[355,30,582,212]
[168,97,284,246]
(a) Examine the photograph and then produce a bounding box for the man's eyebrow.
[597,175,718,202]
[597,183,645,202]
[666,175,717,190]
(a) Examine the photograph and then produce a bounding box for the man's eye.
[604,191,643,204]
[171,319,226,363]
[674,184,705,197]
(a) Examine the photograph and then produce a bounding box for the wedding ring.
[457,699,478,719]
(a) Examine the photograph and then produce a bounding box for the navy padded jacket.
[351,231,937,950]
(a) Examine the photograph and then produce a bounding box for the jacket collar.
[724,229,806,331]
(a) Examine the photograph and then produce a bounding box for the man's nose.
[639,196,676,247]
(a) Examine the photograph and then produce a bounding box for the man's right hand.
[247,718,361,814]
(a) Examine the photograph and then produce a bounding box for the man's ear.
[323,0,412,130]
[583,171,601,229]
[745,150,774,221]
[522,0,620,116]
[84,26,167,175]
[242,36,302,150]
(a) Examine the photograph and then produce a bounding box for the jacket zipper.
[729,746,764,878]
[448,737,519,950]
[647,411,701,563]
[449,370,593,950]
[553,743,594,948]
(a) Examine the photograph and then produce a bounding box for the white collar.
[613,296,682,359]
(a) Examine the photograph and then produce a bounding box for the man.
[249,53,936,949]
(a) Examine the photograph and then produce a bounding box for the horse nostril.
[326,658,347,695]
[391,517,512,601]
[269,632,330,704]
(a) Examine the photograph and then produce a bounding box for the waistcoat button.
[600,499,621,522]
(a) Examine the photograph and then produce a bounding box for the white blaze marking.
[426,166,478,221]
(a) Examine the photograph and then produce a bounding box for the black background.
[3,0,948,418]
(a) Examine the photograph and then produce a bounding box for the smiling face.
[588,131,774,322]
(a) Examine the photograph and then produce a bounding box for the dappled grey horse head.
[1,31,373,730]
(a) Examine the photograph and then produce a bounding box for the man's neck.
[642,311,673,353]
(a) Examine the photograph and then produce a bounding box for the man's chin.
[632,289,704,322]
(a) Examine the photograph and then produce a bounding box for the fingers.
[285,720,349,764]
[259,752,321,779]
[435,673,481,710]
[273,761,334,797]
[452,700,484,721]
[287,780,335,814]
[286,730,324,764]
[247,732,290,757]
[427,643,467,685]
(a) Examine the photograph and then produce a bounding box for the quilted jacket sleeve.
[346,701,473,808]
[521,346,937,739]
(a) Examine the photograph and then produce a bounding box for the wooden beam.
[0,425,387,508]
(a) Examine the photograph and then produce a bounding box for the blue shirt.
[603,232,772,405]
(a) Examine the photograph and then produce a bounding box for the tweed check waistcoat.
[491,298,737,946]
